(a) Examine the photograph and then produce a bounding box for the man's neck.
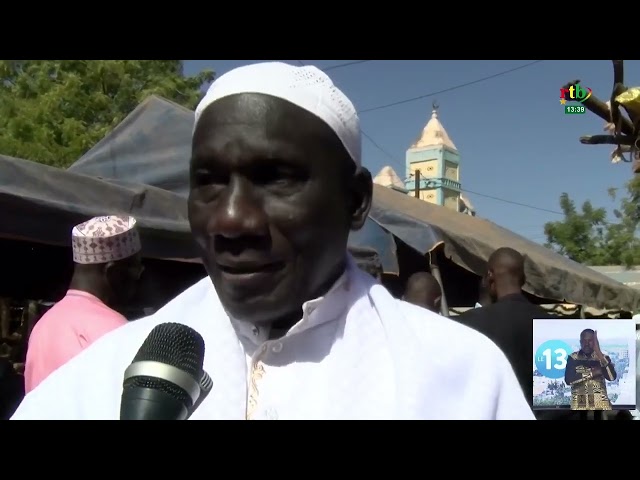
[68,278,109,307]
[268,313,301,339]
[261,260,349,340]
[495,287,522,301]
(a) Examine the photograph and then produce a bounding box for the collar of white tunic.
[228,258,352,348]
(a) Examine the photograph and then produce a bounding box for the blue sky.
[183,60,640,244]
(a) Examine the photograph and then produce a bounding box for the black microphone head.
[132,322,205,376]
[122,323,205,418]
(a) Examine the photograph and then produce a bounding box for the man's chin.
[219,295,294,324]
[209,277,290,323]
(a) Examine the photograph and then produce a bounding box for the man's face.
[106,253,144,305]
[580,332,595,354]
[188,93,371,324]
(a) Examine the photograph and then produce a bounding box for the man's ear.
[435,295,442,311]
[349,167,373,230]
[103,261,118,285]
[486,269,494,282]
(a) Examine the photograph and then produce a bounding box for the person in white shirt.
[11,62,535,420]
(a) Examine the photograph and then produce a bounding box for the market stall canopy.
[371,184,640,312]
[0,154,195,260]
[64,95,640,310]
[68,96,194,197]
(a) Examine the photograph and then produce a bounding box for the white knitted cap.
[194,62,361,166]
[71,215,141,264]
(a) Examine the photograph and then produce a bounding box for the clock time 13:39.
[565,105,585,115]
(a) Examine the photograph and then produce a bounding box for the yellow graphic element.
[615,87,640,117]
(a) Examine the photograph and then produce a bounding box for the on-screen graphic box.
[532,318,636,411]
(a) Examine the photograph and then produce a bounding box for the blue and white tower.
[404,103,463,212]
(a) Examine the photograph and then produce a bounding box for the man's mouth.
[216,260,285,276]
[214,259,286,291]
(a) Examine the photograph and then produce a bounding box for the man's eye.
[194,170,226,186]
[253,166,308,185]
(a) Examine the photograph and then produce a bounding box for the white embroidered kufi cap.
[71,215,141,264]
[194,62,361,167]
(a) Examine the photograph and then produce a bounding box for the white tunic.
[12,258,535,420]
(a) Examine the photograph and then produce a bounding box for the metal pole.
[429,251,449,316]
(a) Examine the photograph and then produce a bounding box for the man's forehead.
[197,94,312,128]
[193,94,346,158]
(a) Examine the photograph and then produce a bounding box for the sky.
[533,318,636,347]
[183,60,640,244]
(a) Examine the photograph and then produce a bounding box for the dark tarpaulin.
[62,95,640,311]
[372,184,640,312]
[68,96,194,197]
[0,154,196,261]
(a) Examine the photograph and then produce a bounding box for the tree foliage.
[0,60,214,168]
[544,177,640,267]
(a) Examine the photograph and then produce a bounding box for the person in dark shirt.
[454,247,553,408]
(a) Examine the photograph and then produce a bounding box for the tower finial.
[432,100,439,117]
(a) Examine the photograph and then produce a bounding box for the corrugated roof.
[589,266,640,289]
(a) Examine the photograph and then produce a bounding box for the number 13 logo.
[534,340,572,379]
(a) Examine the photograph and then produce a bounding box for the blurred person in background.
[403,271,442,314]
[475,278,492,308]
[24,215,144,393]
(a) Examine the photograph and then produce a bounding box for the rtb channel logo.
[559,83,592,105]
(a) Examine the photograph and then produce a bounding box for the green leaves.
[0,60,214,168]
[544,181,640,268]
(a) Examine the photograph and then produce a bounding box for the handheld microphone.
[120,322,211,420]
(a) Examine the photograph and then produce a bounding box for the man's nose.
[206,176,269,238]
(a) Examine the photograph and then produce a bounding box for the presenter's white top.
[12,257,535,420]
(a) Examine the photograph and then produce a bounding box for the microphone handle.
[120,387,190,420]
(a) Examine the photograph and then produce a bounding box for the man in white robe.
[12,62,535,420]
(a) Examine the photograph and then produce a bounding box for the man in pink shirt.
[24,215,144,393]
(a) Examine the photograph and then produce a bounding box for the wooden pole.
[429,251,449,317]
[414,169,421,199]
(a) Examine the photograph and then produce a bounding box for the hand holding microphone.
[120,323,212,420]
